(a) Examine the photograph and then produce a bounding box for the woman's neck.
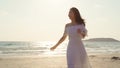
[71,20,77,25]
[71,18,76,22]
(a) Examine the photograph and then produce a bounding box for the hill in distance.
[83,38,120,42]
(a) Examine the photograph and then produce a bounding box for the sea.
[0,41,120,57]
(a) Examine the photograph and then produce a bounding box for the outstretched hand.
[50,46,57,51]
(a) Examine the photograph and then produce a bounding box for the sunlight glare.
[45,0,69,6]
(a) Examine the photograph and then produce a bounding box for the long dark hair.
[70,7,85,26]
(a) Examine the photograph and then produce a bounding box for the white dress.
[64,24,92,68]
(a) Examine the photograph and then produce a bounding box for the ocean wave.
[0,41,120,56]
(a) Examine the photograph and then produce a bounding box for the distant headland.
[83,38,120,42]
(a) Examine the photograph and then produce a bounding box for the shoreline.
[0,53,120,58]
[0,53,120,68]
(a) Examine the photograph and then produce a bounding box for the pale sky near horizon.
[0,0,120,41]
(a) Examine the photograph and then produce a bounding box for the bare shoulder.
[65,23,71,28]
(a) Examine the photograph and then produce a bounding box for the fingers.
[77,29,81,33]
[50,47,54,51]
[50,47,56,51]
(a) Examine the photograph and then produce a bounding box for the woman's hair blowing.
[70,7,85,26]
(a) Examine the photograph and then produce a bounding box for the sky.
[0,0,120,41]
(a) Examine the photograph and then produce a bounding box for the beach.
[0,53,120,68]
[0,41,120,68]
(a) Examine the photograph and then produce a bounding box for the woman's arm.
[77,28,87,39]
[50,35,67,51]
[77,29,86,38]
[50,24,68,51]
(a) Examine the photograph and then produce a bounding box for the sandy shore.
[0,53,120,68]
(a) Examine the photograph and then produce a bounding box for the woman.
[50,7,92,68]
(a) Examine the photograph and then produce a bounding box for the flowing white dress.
[64,24,92,68]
